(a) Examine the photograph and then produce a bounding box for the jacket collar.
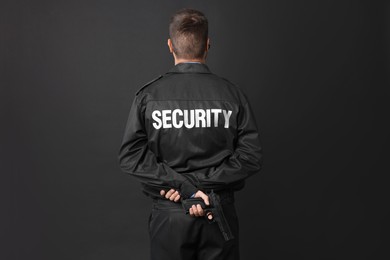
[167,62,212,74]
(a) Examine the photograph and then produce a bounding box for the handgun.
[181,190,234,241]
[182,198,207,214]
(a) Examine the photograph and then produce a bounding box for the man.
[118,8,262,260]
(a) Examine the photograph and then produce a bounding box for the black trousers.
[148,194,240,260]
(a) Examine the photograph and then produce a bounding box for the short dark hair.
[169,9,208,59]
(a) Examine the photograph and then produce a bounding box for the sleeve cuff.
[180,179,198,199]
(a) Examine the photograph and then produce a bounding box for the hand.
[189,190,213,220]
[160,189,181,202]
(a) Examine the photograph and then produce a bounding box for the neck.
[174,58,206,65]
[173,52,207,65]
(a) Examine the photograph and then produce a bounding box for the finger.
[196,204,204,216]
[160,190,166,196]
[169,191,178,201]
[174,194,181,202]
[189,208,194,216]
[169,191,179,201]
[202,194,210,206]
[165,189,175,199]
[206,212,213,220]
[192,205,199,217]
[191,205,198,217]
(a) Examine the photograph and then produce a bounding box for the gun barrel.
[209,191,235,241]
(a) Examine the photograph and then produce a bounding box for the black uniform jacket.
[118,63,263,199]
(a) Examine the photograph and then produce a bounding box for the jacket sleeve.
[117,94,198,199]
[186,99,263,191]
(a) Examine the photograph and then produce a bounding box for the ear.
[206,38,210,51]
[167,39,174,53]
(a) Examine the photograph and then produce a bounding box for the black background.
[2,0,389,259]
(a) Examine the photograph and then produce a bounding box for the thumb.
[160,190,166,196]
[202,194,210,206]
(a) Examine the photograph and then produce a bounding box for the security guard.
[118,8,262,260]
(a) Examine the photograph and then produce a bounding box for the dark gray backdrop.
[2,0,389,259]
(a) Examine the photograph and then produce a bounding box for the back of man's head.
[169,9,208,60]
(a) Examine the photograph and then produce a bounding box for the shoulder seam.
[219,76,237,87]
[135,75,163,95]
